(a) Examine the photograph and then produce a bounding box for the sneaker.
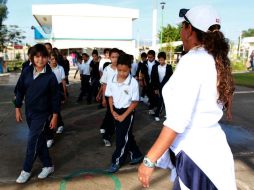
[16,170,31,183]
[38,167,54,179]
[103,139,111,147]
[148,110,155,115]
[155,117,160,121]
[47,140,54,148]
[129,156,144,165]
[107,164,120,173]
[100,129,105,134]
[56,126,64,134]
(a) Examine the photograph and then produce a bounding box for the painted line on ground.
[59,169,121,190]
[235,91,254,94]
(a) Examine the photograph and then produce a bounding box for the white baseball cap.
[179,5,221,32]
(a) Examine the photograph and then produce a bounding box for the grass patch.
[233,72,254,88]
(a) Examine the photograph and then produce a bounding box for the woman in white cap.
[138,5,236,190]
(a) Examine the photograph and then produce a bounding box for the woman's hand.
[138,163,154,188]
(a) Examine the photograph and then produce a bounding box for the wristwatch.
[143,156,156,168]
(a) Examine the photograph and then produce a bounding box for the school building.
[32,4,139,55]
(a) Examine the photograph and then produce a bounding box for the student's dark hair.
[44,42,52,49]
[158,52,166,59]
[117,53,132,68]
[27,47,33,56]
[187,22,235,118]
[141,52,147,58]
[92,49,98,56]
[109,48,119,56]
[30,44,49,63]
[50,52,58,60]
[82,53,89,57]
[118,49,126,56]
[147,50,155,57]
[104,48,110,54]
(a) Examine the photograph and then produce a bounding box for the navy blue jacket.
[151,64,173,90]
[15,64,60,118]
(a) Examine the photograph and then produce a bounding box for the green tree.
[158,24,181,43]
[242,28,254,38]
[0,0,8,28]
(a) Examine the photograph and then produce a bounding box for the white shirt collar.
[113,74,131,85]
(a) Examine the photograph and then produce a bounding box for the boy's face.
[45,44,52,54]
[147,54,155,62]
[110,52,119,65]
[50,56,57,67]
[117,64,130,79]
[105,51,110,59]
[158,57,166,65]
[82,55,88,62]
[33,53,48,69]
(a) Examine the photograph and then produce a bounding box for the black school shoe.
[107,163,120,173]
[129,156,144,165]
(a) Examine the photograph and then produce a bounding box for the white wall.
[52,16,132,40]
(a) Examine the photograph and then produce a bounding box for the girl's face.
[110,52,119,65]
[50,56,57,67]
[33,53,48,69]
[117,64,130,80]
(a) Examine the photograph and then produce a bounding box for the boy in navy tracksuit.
[105,54,143,173]
[151,52,173,121]
[15,44,60,183]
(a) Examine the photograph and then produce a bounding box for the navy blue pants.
[111,107,142,166]
[23,116,52,172]
[101,97,115,141]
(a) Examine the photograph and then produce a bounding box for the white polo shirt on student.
[147,60,155,77]
[52,65,66,84]
[80,61,91,75]
[158,64,167,83]
[162,47,236,190]
[99,58,111,73]
[105,74,139,109]
[100,64,117,85]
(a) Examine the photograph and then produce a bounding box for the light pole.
[160,1,166,49]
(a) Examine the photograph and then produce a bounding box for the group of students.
[14,42,173,182]
[14,5,238,189]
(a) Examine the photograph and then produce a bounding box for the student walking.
[15,44,59,183]
[106,53,143,173]
[151,52,173,121]
[138,5,236,190]
[99,48,120,147]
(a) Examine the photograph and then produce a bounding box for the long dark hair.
[194,25,235,118]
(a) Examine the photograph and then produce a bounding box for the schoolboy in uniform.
[98,48,119,147]
[15,44,59,183]
[151,52,173,121]
[105,53,143,173]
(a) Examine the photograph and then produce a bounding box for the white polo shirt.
[147,60,155,77]
[158,64,167,83]
[52,65,66,84]
[80,61,91,75]
[100,64,117,84]
[162,47,236,190]
[105,74,139,109]
[99,58,111,73]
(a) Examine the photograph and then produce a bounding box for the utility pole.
[152,0,157,50]
[160,1,165,49]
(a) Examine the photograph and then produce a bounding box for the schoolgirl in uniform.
[15,44,59,183]
[105,53,143,173]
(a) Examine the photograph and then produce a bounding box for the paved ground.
[0,69,253,190]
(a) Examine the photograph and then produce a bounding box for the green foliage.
[6,60,23,72]
[233,73,254,88]
[231,59,247,72]
[15,52,21,60]
[242,28,254,38]
[0,1,8,27]
[158,24,181,43]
